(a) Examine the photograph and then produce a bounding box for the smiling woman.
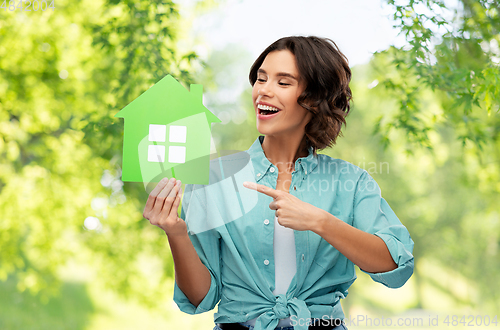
[249,36,352,158]
[252,50,311,139]
[142,36,414,330]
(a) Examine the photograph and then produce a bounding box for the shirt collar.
[246,135,318,182]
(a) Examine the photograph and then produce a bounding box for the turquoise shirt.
[174,136,414,330]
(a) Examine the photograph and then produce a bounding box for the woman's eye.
[278,82,290,86]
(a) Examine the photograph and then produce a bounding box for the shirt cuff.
[361,233,414,288]
[173,271,219,314]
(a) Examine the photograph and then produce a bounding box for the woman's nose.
[258,83,274,97]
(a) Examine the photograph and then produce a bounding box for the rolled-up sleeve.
[173,184,222,314]
[352,171,414,288]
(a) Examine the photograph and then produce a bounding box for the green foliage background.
[0,0,203,323]
[0,0,499,328]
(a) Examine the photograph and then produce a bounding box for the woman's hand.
[143,177,185,236]
[242,181,327,232]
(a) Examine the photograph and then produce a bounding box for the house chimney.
[190,84,203,104]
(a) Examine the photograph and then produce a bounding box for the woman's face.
[252,50,312,138]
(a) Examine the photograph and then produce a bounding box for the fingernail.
[176,180,181,186]
[170,178,176,182]
[161,178,168,183]
[243,181,249,187]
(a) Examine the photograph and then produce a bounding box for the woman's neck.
[261,134,309,173]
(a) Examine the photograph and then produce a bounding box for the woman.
[143,36,414,330]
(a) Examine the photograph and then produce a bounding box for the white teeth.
[257,104,280,112]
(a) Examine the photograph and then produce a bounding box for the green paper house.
[115,75,221,185]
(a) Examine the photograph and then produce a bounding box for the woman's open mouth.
[257,104,281,119]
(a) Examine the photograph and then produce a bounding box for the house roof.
[115,75,220,125]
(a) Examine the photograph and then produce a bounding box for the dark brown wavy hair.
[249,36,352,156]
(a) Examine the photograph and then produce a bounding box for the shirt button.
[264,259,270,265]
[301,254,305,262]
[264,219,270,225]
[257,173,261,177]
[270,167,275,173]
[294,186,296,190]
[305,170,307,174]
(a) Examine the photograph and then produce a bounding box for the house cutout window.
[148,124,186,164]
[149,124,166,142]
[148,145,165,162]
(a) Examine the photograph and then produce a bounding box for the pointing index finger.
[243,181,279,199]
